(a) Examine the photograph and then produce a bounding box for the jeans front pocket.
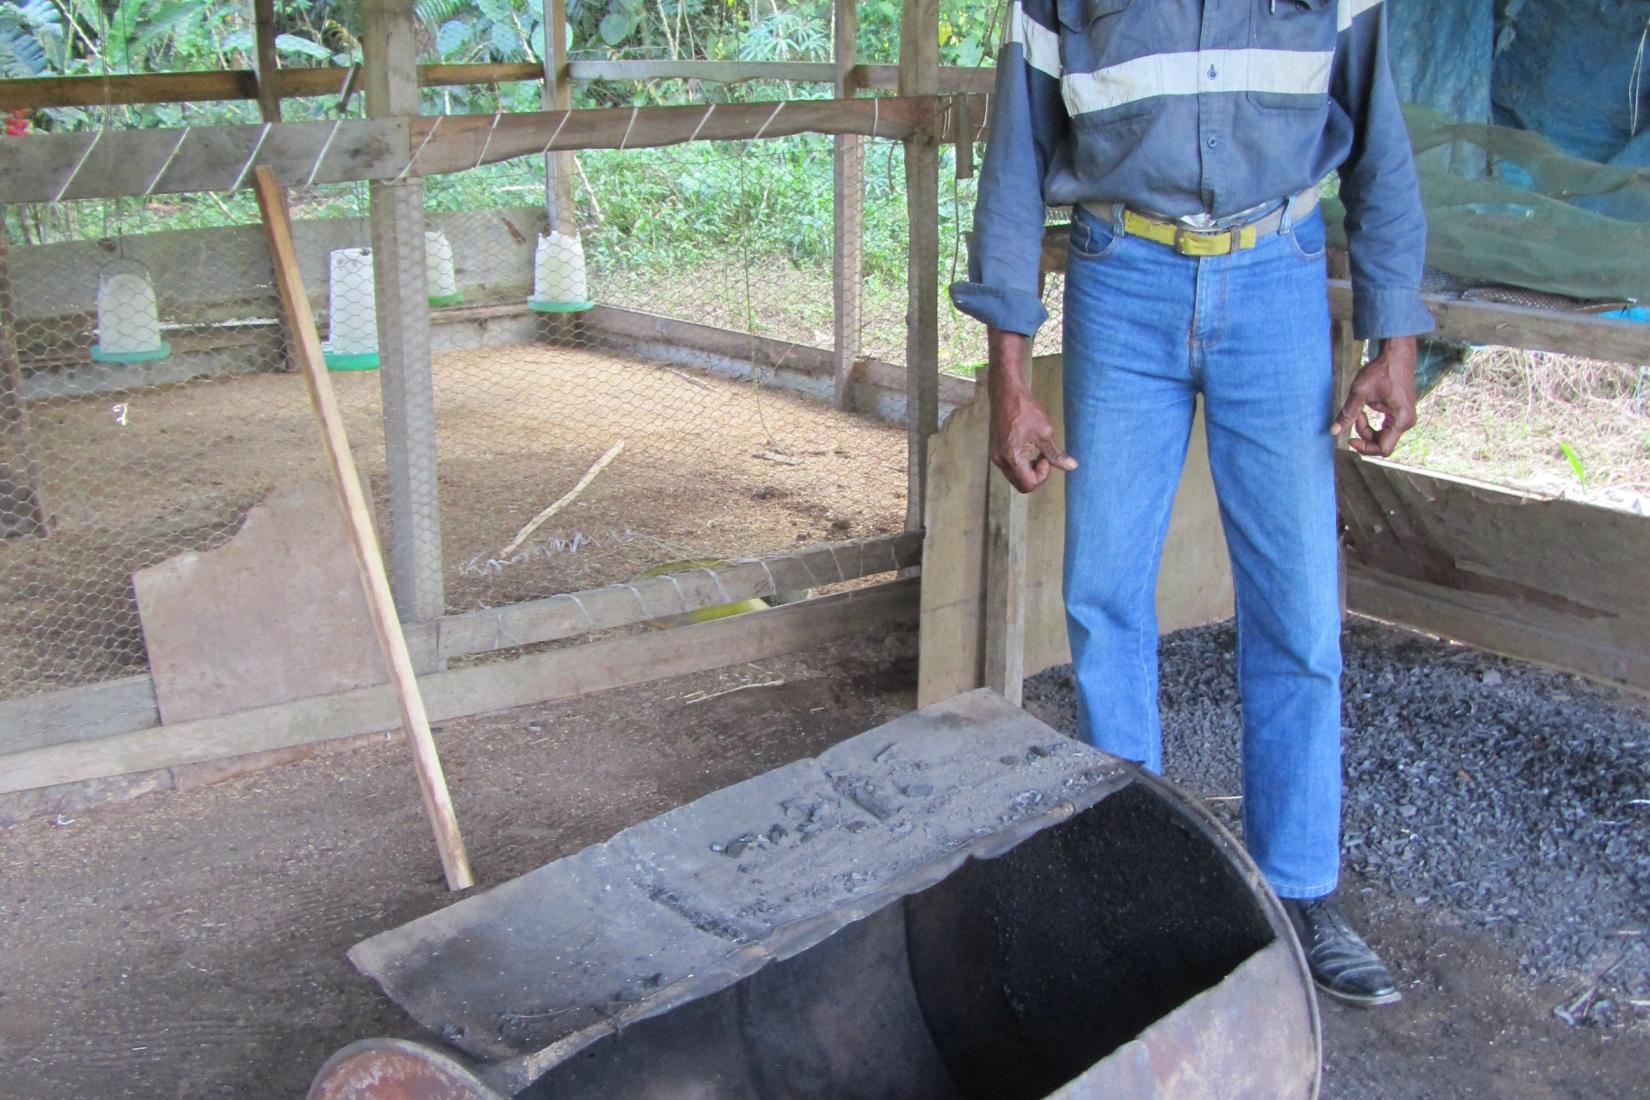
[1068,207,1124,261]
[1285,208,1327,262]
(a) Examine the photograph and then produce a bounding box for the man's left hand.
[1331,335,1418,457]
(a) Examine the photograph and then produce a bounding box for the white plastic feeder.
[425,228,462,307]
[528,230,593,313]
[323,247,380,372]
[90,259,170,364]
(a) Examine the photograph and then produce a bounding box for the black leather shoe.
[1282,895,1402,1007]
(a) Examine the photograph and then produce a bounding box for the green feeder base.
[90,342,171,364]
[528,298,595,314]
[428,292,464,308]
[323,350,381,372]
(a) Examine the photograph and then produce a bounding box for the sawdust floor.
[3,623,1649,1099]
[0,342,909,697]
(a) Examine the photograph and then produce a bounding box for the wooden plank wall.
[1340,455,1650,693]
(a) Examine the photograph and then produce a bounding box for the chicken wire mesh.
[1,117,1060,703]
[0,186,390,700]
[424,137,916,616]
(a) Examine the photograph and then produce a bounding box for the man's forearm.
[987,327,1033,397]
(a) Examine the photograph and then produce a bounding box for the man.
[950,0,1431,1007]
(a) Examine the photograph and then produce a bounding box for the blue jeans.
[1061,201,1342,900]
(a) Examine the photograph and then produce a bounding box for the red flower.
[4,109,31,137]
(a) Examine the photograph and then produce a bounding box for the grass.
[1391,346,1650,508]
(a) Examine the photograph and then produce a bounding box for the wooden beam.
[1338,453,1650,694]
[251,0,282,122]
[542,0,576,237]
[255,165,472,891]
[900,0,941,531]
[405,96,939,174]
[431,531,921,659]
[856,65,996,94]
[832,0,865,410]
[576,304,977,408]
[1326,280,1650,364]
[0,98,940,203]
[2,535,919,758]
[569,60,837,84]
[0,676,157,756]
[0,61,996,113]
[0,578,919,798]
[0,64,550,112]
[417,62,546,87]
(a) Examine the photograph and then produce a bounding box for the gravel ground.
[1025,617,1650,1034]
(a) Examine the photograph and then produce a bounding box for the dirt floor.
[0,344,908,697]
[2,619,1648,1099]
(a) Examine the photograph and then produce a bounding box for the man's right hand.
[987,328,1078,494]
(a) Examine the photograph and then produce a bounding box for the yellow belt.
[1120,210,1260,257]
[1080,189,1318,257]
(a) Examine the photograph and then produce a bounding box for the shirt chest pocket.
[1056,0,1132,30]
[1057,0,1159,124]
[1247,0,1337,112]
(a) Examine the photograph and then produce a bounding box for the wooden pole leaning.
[252,166,474,892]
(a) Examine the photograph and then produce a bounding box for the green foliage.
[0,0,66,79]
[1559,440,1589,485]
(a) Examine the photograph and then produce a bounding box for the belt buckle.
[1174,226,1231,257]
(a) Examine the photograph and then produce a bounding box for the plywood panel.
[919,355,1233,704]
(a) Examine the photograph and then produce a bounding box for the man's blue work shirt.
[950,0,1434,342]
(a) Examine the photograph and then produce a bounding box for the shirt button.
[1206,136,1219,148]
[1207,65,1218,79]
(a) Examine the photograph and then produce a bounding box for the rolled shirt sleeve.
[1332,0,1435,341]
[948,0,1069,338]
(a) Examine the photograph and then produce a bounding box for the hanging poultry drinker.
[309,691,1322,1100]
[90,258,170,364]
[323,247,380,372]
[426,229,462,307]
[527,230,593,313]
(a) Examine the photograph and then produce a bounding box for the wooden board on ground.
[918,355,1234,705]
[0,578,918,800]
[1338,453,1650,694]
[133,476,386,725]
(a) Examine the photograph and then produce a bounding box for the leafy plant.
[0,0,66,79]
[1559,439,1589,484]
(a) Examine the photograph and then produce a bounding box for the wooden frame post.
[542,0,577,236]
[364,0,446,634]
[983,413,1028,704]
[251,0,283,123]
[900,0,941,530]
[254,166,473,892]
[0,213,48,537]
[831,0,865,410]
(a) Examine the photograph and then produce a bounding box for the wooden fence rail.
[0,95,977,204]
[0,62,993,113]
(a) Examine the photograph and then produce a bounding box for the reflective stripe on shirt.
[1062,48,1334,118]
[1008,0,1063,79]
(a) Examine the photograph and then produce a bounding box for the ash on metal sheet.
[1024,617,1650,1028]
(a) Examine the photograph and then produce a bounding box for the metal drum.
[311,690,1320,1100]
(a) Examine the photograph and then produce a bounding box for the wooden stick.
[252,166,473,892]
[498,440,625,558]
